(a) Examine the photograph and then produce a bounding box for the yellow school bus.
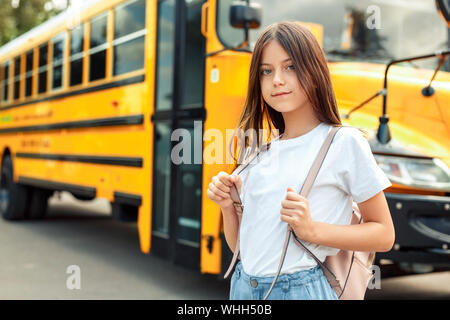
[0,0,449,277]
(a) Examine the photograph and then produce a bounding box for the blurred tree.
[0,0,71,47]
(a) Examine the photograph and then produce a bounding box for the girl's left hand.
[280,187,316,242]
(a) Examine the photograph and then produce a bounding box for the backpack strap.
[263,124,343,300]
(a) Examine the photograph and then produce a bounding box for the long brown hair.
[229,21,360,170]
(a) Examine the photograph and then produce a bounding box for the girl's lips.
[272,92,291,97]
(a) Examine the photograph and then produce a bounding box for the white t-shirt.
[232,122,392,277]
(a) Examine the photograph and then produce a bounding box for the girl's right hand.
[207,171,242,210]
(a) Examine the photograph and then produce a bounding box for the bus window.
[25,49,33,97]
[113,0,146,76]
[0,65,5,104]
[52,32,66,90]
[70,24,84,86]
[152,121,172,236]
[175,119,202,244]
[38,43,48,94]
[2,62,10,102]
[232,0,449,71]
[155,0,175,111]
[180,0,205,108]
[89,12,107,82]
[13,55,21,100]
[0,64,3,103]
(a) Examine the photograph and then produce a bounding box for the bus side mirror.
[436,0,450,27]
[230,1,262,29]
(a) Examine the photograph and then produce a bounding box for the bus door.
[151,0,206,270]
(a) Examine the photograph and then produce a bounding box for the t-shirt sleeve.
[335,128,392,203]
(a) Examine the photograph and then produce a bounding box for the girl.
[206,21,395,300]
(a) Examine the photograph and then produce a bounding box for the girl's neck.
[279,104,322,141]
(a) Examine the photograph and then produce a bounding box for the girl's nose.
[273,68,285,86]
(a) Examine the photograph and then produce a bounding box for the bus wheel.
[26,188,53,219]
[0,155,29,220]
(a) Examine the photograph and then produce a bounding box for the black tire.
[26,188,53,219]
[0,155,30,220]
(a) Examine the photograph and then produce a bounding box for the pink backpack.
[225,125,375,300]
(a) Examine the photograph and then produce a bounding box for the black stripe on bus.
[15,153,143,167]
[0,114,144,134]
[0,74,145,111]
[114,191,142,207]
[18,176,96,199]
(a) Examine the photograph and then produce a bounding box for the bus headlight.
[373,154,450,192]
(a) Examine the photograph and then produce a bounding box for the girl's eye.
[260,65,293,75]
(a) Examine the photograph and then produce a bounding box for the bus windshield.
[217,0,449,70]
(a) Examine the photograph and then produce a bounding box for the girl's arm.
[310,191,395,252]
[281,189,395,252]
[221,206,240,254]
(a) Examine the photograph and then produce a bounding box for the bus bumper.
[376,192,450,271]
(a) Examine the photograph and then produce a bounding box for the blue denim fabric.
[229,261,338,300]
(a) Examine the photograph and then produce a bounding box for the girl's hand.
[207,171,242,210]
[280,187,317,242]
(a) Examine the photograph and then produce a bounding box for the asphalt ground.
[0,192,448,300]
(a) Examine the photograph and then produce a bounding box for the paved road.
[0,192,448,300]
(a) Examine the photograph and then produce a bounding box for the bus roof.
[0,0,101,59]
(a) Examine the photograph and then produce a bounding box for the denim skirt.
[229,261,338,300]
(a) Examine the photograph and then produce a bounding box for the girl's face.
[259,40,310,114]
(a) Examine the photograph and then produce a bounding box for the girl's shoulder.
[332,125,370,144]
[328,125,371,156]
